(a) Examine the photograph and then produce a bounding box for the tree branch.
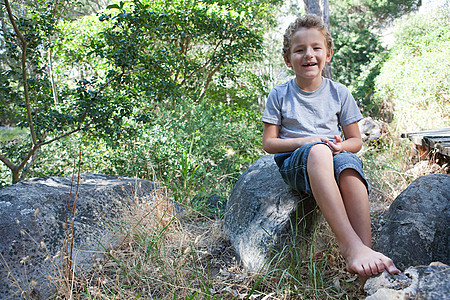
[38,127,83,148]
[48,47,58,104]
[5,0,38,146]
[198,62,222,101]
[0,153,15,170]
[16,145,40,171]
[180,40,224,86]
[19,148,39,181]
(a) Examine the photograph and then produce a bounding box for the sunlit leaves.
[1,0,282,182]
[329,0,421,94]
[374,7,450,132]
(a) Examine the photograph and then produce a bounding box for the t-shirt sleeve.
[338,86,363,127]
[261,88,282,125]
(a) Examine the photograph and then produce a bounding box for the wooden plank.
[402,128,450,159]
[425,137,450,148]
[404,128,450,136]
[402,128,450,146]
[436,142,450,156]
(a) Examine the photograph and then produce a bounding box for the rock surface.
[224,156,450,298]
[224,155,318,271]
[364,263,450,299]
[359,117,384,142]
[0,173,156,299]
[374,174,450,270]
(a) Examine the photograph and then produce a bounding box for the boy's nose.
[304,48,313,58]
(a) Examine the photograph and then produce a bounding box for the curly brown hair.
[282,14,333,60]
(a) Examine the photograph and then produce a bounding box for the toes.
[382,257,401,274]
[362,264,372,276]
[349,262,374,277]
[345,250,401,277]
[368,262,378,276]
[346,261,364,276]
[373,259,386,275]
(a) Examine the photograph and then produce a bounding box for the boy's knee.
[308,143,332,163]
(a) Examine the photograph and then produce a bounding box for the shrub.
[17,98,263,202]
[373,7,450,133]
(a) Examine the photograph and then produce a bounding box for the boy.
[261,14,400,283]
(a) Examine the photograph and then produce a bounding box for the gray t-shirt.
[262,78,362,140]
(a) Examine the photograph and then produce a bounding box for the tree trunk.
[48,47,58,104]
[303,0,332,79]
[12,168,20,184]
[304,0,322,16]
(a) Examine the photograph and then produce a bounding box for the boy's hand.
[321,135,343,154]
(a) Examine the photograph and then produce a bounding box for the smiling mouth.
[303,62,317,67]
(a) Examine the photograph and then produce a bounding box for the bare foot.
[359,274,369,287]
[342,244,400,278]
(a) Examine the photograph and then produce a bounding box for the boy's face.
[284,27,332,88]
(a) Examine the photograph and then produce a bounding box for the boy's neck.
[295,76,324,92]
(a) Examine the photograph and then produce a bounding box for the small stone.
[365,288,407,300]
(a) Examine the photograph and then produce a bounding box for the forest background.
[1,0,449,298]
[1,0,449,195]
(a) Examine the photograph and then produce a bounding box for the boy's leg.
[338,168,374,284]
[338,169,371,248]
[306,144,399,279]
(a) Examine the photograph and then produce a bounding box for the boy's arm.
[326,121,363,154]
[341,121,363,153]
[262,123,323,154]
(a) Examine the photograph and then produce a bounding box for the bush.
[373,7,450,133]
[137,99,264,201]
[14,98,263,202]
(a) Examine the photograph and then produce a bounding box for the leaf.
[106,4,121,10]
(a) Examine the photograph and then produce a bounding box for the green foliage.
[362,0,422,26]
[330,7,385,88]
[373,7,450,132]
[135,99,263,197]
[330,0,421,29]
[350,52,389,116]
[90,0,281,101]
[21,99,263,200]
[329,0,421,98]
[53,14,111,84]
[1,0,281,183]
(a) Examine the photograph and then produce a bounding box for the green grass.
[0,127,29,142]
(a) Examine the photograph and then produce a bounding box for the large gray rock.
[364,263,450,299]
[224,155,317,271]
[374,174,450,270]
[0,173,156,299]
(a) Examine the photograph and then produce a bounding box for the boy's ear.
[284,56,292,68]
[326,48,333,63]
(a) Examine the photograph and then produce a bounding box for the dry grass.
[362,124,448,203]
[48,181,367,299]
